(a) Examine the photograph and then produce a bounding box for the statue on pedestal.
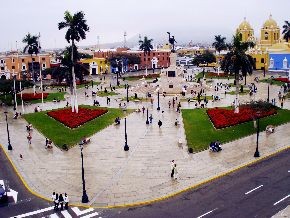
[167,32,177,53]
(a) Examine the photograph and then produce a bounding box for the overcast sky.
[1,0,289,51]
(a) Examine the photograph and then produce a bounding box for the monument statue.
[167,32,177,53]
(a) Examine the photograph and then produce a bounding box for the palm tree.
[212,35,227,54]
[23,33,40,95]
[58,11,89,113]
[282,20,290,42]
[139,36,153,76]
[221,33,255,113]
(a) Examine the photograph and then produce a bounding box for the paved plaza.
[0,72,289,207]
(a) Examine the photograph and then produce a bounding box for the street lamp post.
[124,118,129,151]
[254,112,261,158]
[91,79,93,89]
[157,91,160,111]
[4,111,12,150]
[267,83,270,103]
[263,62,267,77]
[146,108,149,124]
[79,145,89,203]
[126,84,129,103]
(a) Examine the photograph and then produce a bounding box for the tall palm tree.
[212,35,227,54]
[221,33,255,113]
[139,36,153,76]
[58,11,89,113]
[23,33,40,95]
[282,20,290,42]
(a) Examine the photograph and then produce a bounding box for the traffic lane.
[0,148,52,218]
[107,149,290,218]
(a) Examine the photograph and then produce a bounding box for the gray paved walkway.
[0,72,289,207]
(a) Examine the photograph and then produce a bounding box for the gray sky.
[1,0,289,51]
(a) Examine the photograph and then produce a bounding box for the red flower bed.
[47,107,108,128]
[207,72,228,77]
[274,78,290,83]
[17,93,49,101]
[207,106,277,129]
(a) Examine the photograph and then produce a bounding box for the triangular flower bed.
[17,93,49,101]
[207,106,277,129]
[47,107,108,128]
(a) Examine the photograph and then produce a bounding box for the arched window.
[261,58,264,63]
[265,32,268,40]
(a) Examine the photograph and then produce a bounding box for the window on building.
[12,58,15,63]
[148,58,150,61]
[22,65,26,70]
[261,58,264,63]
[0,59,4,64]
[1,67,4,70]
[163,57,164,60]
[42,63,46,68]
[265,32,268,40]
[32,58,35,61]
[12,66,15,69]
[153,53,155,56]
[22,59,25,62]
[144,58,146,61]
[42,57,45,61]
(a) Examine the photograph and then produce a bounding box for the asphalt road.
[1,146,289,218]
[105,149,290,218]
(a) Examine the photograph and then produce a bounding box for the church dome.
[238,18,253,30]
[263,15,278,29]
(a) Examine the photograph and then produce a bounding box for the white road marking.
[80,212,99,218]
[11,206,54,218]
[245,185,263,195]
[273,194,290,206]
[61,210,72,218]
[197,208,218,218]
[288,170,290,173]
[1,179,18,203]
[49,214,60,218]
[71,207,94,216]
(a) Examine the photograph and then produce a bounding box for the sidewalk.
[0,73,289,207]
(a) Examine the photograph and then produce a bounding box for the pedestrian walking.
[149,114,153,123]
[173,164,178,180]
[142,106,145,114]
[158,120,162,128]
[171,160,175,178]
[27,133,32,144]
[45,138,48,148]
[58,193,64,210]
[52,192,56,207]
[64,193,69,210]
[168,101,171,108]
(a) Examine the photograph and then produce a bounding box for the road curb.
[1,143,289,209]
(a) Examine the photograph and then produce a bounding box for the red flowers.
[274,78,290,83]
[18,93,49,101]
[207,107,277,129]
[47,107,108,128]
[207,72,228,77]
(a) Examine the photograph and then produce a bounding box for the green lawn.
[77,81,101,89]
[97,91,119,97]
[195,72,235,79]
[23,106,132,148]
[182,108,290,152]
[227,90,250,95]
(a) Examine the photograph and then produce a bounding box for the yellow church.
[236,15,290,71]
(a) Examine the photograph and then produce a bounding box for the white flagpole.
[13,72,17,110]
[39,55,44,106]
[20,81,24,114]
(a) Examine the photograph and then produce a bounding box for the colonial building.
[93,47,171,72]
[0,52,51,80]
[237,15,290,71]
[80,58,109,75]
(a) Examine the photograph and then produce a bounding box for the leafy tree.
[58,10,89,113]
[221,33,255,113]
[79,53,93,59]
[23,33,40,94]
[212,35,227,54]
[193,50,216,66]
[139,36,153,75]
[282,20,290,42]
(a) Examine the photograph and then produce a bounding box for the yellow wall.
[249,53,268,70]
[81,58,109,74]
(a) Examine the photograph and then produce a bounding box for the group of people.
[209,141,222,152]
[45,138,53,149]
[51,192,69,211]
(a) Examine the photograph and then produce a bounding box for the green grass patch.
[227,90,250,95]
[182,108,290,152]
[195,72,234,79]
[97,91,119,97]
[23,106,132,148]
[77,81,101,89]
[260,79,284,86]
[121,96,150,102]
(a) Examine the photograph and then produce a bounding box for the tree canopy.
[282,20,290,42]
